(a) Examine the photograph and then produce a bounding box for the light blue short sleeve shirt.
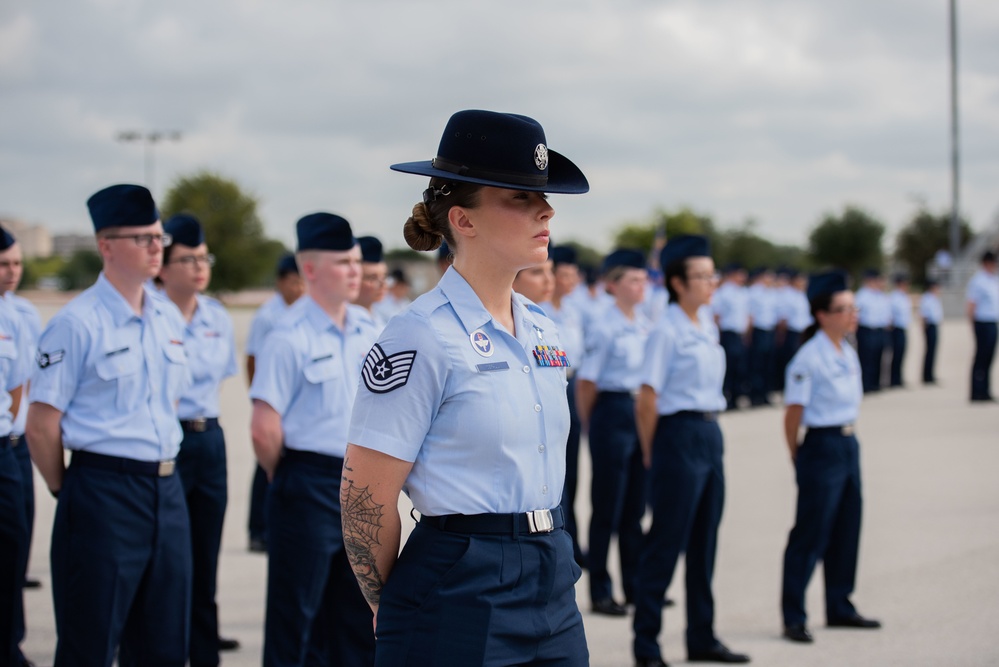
[250,296,378,457]
[7,294,40,436]
[576,304,650,392]
[920,293,943,324]
[784,331,862,427]
[348,268,570,517]
[178,295,238,419]
[966,270,999,322]
[246,293,290,357]
[29,274,190,460]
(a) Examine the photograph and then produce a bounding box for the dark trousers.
[774,329,803,393]
[52,454,192,667]
[176,425,228,667]
[248,463,269,544]
[376,523,587,667]
[559,376,585,564]
[263,452,374,667]
[923,323,938,383]
[749,327,775,405]
[719,331,747,408]
[633,414,725,660]
[889,327,907,387]
[971,321,998,400]
[781,429,863,627]
[12,439,33,656]
[0,443,27,667]
[587,392,646,604]
[856,326,885,392]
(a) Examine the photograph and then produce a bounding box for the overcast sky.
[2,0,998,254]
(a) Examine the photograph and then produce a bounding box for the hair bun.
[403,202,442,252]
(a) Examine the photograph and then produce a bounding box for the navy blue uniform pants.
[587,392,645,604]
[923,323,938,383]
[856,326,885,392]
[781,429,863,627]
[749,328,775,405]
[248,463,269,544]
[263,452,374,667]
[719,331,747,408]
[376,522,587,666]
[12,438,33,658]
[0,441,28,667]
[176,425,228,667]
[889,327,907,387]
[52,453,192,667]
[971,321,997,400]
[559,376,585,565]
[633,414,725,660]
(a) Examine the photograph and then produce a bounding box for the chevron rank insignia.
[361,344,417,394]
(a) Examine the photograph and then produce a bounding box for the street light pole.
[948,0,960,283]
[115,129,182,196]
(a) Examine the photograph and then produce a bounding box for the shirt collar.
[437,267,493,334]
[301,295,365,335]
[95,272,165,326]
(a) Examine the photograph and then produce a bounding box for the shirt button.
[534,404,542,412]
[542,485,548,494]
[538,444,546,453]
[523,365,531,373]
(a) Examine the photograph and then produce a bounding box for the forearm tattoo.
[341,459,386,607]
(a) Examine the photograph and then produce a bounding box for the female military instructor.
[342,110,590,666]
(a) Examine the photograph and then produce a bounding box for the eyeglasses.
[687,273,718,282]
[169,254,216,268]
[828,305,860,314]
[362,275,387,285]
[104,233,173,248]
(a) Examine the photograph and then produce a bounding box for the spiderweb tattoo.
[342,460,386,607]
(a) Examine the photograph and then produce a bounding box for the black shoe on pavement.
[591,598,628,616]
[827,613,881,629]
[248,538,267,553]
[23,578,41,590]
[783,625,813,643]
[635,658,669,667]
[219,636,241,651]
[688,643,751,663]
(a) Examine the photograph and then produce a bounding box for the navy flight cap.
[296,213,355,252]
[276,253,299,276]
[807,270,849,302]
[391,110,589,194]
[357,236,384,263]
[550,245,578,267]
[0,226,15,251]
[660,235,711,271]
[163,213,205,248]
[602,248,646,274]
[87,184,159,232]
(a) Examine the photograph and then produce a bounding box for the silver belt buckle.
[9,433,19,447]
[190,418,207,432]
[842,424,855,437]
[158,460,176,477]
[526,509,553,534]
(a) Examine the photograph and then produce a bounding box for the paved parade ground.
[19,306,999,666]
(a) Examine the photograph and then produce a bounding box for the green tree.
[613,207,716,252]
[713,219,806,270]
[160,171,287,291]
[807,206,885,280]
[58,250,102,290]
[894,209,973,286]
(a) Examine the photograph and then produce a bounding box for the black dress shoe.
[688,643,750,663]
[23,578,41,590]
[634,658,669,667]
[591,597,628,616]
[663,596,675,607]
[248,538,267,553]
[218,635,241,651]
[783,625,813,643]
[827,613,881,629]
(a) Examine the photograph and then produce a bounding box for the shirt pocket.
[95,347,143,411]
[163,344,189,402]
[303,355,340,405]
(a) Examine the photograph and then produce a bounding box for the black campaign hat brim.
[390,149,589,194]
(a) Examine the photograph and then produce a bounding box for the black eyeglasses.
[169,254,216,268]
[104,233,173,248]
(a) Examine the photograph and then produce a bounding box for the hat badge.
[534,144,548,171]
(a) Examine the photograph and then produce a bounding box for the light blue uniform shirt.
[250,296,378,458]
[577,304,651,392]
[748,284,778,330]
[29,274,190,461]
[7,294,41,436]
[641,304,726,415]
[784,331,862,427]
[541,300,584,368]
[966,270,999,322]
[711,281,750,333]
[889,289,912,328]
[246,293,293,357]
[178,295,238,420]
[782,288,813,332]
[348,267,570,517]
[856,287,891,328]
[0,299,29,436]
[920,292,943,324]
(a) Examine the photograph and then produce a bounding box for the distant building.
[0,217,53,258]
[52,233,98,259]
